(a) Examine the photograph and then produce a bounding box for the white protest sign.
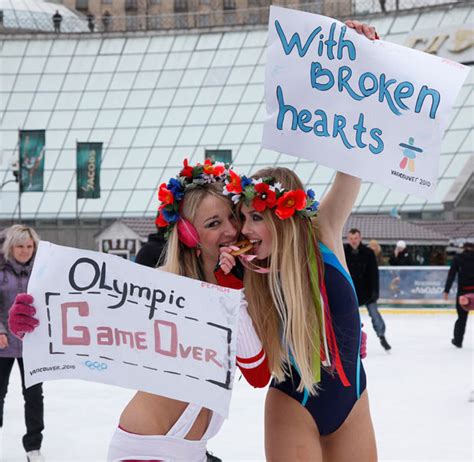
[262,6,470,199]
[24,241,242,418]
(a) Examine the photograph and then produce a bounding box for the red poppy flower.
[203,158,216,175]
[155,210,168,227]
[252,183,277,212]
[226,170,242,194]
[180,159,193,178]
[275,189,306,220]
[213,164,225,176]
[158,183,174,206]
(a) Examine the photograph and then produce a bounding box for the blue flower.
[162,207,180,224]
[167,178,185,201]
[309,200,319,212]
[307,189,315,200]
[241,176,252,188]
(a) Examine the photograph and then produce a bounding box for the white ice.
[1,312,472,461]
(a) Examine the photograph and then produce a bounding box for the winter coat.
[344,243,379,306]
[444,249,474,295]
[135,233,167,269]
[0,257,34,358]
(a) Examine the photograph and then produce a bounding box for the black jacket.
[135,233,166,268]
[444,249,474,295]
[344,243,379,306]
[389,251,413,266]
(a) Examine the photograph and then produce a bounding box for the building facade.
[51,0,352,31]
[0,1,472,250]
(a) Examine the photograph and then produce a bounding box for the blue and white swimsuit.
[270,243,366,436]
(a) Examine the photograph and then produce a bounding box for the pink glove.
[459,293,474,312]
[8,294,39,339]
[360,330,367,359]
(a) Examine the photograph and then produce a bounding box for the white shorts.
[107,403,224,462]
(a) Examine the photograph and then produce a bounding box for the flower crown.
[155,158,232,238]
[223,174,319,220]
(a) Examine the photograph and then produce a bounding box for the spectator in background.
[368,239,385,266]
[0,229,5,265]
[102,10,112,32]
[443,241,474,348]
[135,225,166,269]
[389,240,413,266]
[52,10,62,33]
[345,229,392,351]
[429,248,446,266]
[86,13,95,32]
[0,225,44,462]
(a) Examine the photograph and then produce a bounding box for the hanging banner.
[77,142,101,199]
[19,130,45,192]
[262,7,470,199]
[24,242,242,418]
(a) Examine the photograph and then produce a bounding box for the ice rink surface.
[1,312,472,462]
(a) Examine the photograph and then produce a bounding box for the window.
[125,0,138,11]
[205,149,232,163]
[174,0,188,12]
[197,14,210,27]
[223,0,236,10]
[76,0,88,11]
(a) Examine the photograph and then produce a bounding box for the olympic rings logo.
[84,360,108,371]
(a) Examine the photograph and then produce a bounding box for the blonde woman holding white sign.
[218,21,378,462]
[9,159,270,462]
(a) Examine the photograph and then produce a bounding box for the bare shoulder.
[318,229,349,273]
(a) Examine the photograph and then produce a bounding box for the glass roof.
[0,0,86,33]
[0,3,472,219]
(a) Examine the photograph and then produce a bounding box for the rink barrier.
[355,266,473,313]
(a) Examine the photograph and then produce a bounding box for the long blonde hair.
[162,182,231,280]
[243,167,323,393]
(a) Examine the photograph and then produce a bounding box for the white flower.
[231,194,241,204]
[201,173,216,184]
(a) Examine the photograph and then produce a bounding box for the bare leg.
[265,388,323,462]
[320,390,377,462]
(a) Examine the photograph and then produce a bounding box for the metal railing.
[0,0,464,35]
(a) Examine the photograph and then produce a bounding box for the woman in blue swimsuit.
[220,166,377,461]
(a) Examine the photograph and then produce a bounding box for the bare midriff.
[119,391,212,440]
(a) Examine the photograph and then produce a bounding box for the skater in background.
[443,240,474,348]
[389,240,413,266]
[345,229,391,351]
[368,239,385,266]
[0,225,44,462]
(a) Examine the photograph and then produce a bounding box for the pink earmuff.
[177,218,200,248]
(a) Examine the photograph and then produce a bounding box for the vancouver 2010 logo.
[399,137,424,173]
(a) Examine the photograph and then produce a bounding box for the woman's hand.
[8,293,39,340]
[345,20,378,40]
[0,334,8,349]
[219,245,239,275]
